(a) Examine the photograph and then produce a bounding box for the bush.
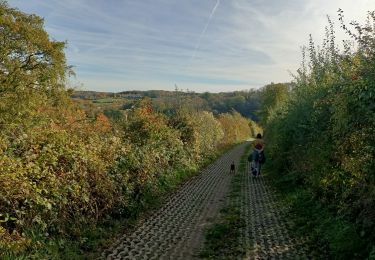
[262,11,375,258]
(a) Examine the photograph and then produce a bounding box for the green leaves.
[263,10,375,259]
[0,1,70,128]
[0,213,17,223]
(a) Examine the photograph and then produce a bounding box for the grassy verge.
[264,164,370,259]
[2,144,240,260]
[199,143,252,259]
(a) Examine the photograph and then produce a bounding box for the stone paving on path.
[237,161,311,259]
[102,143,247,260]
[102,143,314,259]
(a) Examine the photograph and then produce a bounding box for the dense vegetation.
[0,2,260,258]
[3,1,373,258]
[261,11,375,258]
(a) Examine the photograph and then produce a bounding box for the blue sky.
[9,0,375,92]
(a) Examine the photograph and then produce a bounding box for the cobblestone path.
[102,142,314,259]
[235,161,311,259]
[102,143,247,259]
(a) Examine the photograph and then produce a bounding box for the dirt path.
[102,143,247,260]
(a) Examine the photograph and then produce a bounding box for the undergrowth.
[10,145,237,260]
[265,163,370,259]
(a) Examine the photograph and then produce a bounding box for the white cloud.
[8,0,375,92]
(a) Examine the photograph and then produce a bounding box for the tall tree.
[0,1,71,126]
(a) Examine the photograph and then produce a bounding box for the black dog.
[230,161,236,174]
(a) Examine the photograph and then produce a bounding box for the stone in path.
[102,143,247,259]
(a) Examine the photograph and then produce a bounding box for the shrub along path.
[102,143,312,259]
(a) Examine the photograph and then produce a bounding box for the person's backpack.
[247,153,252,162]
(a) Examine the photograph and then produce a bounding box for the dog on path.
[230,161,236,174]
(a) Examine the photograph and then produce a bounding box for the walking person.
[251,133,265,177]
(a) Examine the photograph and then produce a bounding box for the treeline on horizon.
[0,1,261,257]
[71,88,272,121]
[259,11,375,258]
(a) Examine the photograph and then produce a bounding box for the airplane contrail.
[188,0,220,65]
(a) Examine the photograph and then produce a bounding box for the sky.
[9,0,375,93]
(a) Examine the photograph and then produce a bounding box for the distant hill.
[71,89,262,120]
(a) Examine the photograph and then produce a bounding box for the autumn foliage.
[0,2,258,256]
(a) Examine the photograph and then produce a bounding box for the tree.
[0,1,71,126]
[257,83,289,125]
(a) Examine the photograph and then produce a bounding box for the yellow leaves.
[0,1,69,130]
[0,226,31,256]
[0,3,256,256]
[95,113,111,132]
[218,111,253,145]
